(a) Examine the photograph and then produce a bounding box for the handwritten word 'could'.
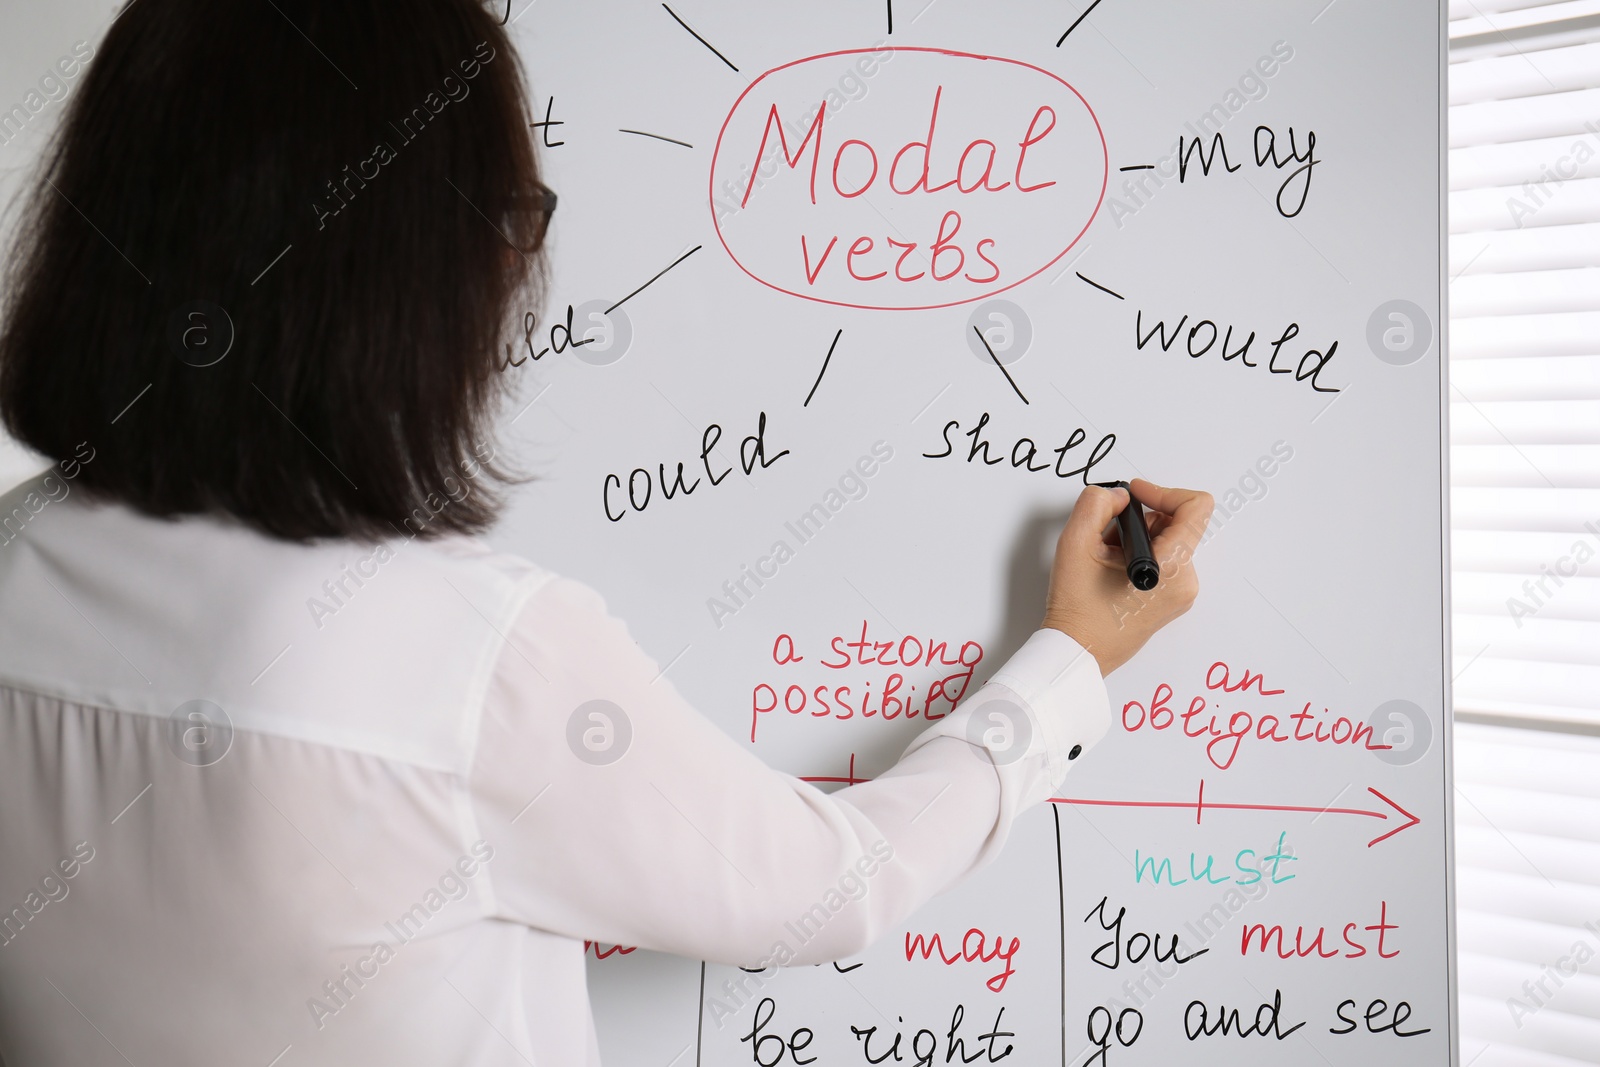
[603,411,788,522]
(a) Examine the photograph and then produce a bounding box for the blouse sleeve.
[466,575,1110,966]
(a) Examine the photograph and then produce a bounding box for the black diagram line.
[662,4,740,72]
[1056,0,1108,46]
[605,245,702,315]
[974,325,1028,405]
[804,329,842,407]
[619,128,694,148]
[695,960,705,1066]
[1076,272,1125,300]
[1054,804,1066,1067]
[1119,164,1154,171]
[887,0,894,33]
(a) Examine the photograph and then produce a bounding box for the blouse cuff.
[902,626,1111,810]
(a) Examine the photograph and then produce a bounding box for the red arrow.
[802,760,1423,848]
[1364,788,1422,847]
[1047,780,1421,848]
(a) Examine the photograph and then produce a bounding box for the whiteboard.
[493,0,1453,1063]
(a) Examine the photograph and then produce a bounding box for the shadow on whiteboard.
[998,506,1074,660]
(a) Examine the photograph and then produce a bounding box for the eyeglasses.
[506,182,557,254]
[534,182,557,242]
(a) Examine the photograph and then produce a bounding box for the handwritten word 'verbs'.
[710,48,1107,310]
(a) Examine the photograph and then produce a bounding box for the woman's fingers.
[1063,483,1130,552]
[1045,478,1212,676]
[1129,478,1213,564]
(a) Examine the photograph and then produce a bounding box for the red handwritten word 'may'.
[709,48,1107,310]
[905,927,1020,992]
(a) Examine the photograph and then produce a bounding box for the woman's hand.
[1041,479,1214,676]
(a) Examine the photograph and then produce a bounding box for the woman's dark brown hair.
[0,0,544,541]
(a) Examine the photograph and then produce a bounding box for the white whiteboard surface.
[492,1,1453,1063]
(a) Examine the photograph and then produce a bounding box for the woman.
[0,1,1210,1063]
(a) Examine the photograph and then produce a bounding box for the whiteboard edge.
[1437,0,1461,1062]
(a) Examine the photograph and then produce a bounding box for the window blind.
[1447,3,1600,732]
[1455,722,1600,1066]
[1449,5,1600,1066]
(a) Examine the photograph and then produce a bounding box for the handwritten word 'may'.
[1169,124,1320,218]
[905,927,1021,993]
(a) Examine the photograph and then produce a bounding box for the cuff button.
[1068,744,1082,760]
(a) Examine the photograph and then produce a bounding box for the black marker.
[1095,480,1159,591]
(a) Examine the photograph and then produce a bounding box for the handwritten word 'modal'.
[711,48,1106,310]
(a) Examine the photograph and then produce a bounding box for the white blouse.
[0,472,1109,1066]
